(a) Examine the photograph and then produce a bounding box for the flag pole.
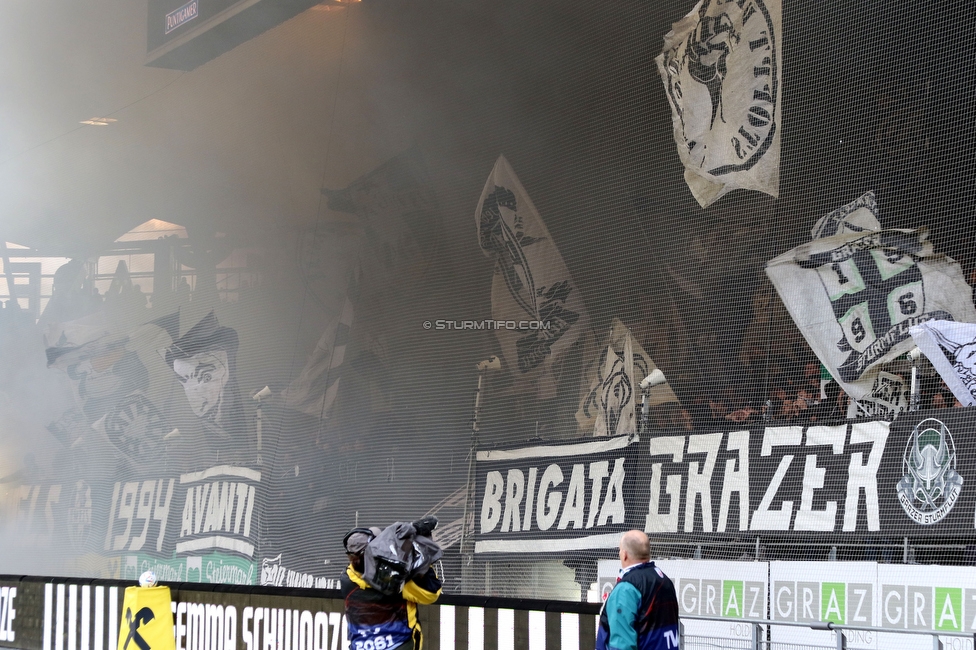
[0,241,18,308]
[459,371,483,558]
[461,356,499,590]
[908,348,921,412]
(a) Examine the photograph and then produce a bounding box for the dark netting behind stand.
[0,0,974,603]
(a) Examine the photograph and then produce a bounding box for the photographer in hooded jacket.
[341,517,443,650]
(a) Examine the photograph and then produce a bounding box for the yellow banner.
[116,586,176,650]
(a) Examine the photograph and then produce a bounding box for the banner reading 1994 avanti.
[474,408,976,552]
[0,464,264,584]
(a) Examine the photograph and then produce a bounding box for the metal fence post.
[751,622,761,650]
[679,620,685,649]
[836,629,847,650]
[932,634,943,650]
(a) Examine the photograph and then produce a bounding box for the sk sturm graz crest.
[897,418,963,525]
[657,0,781,206]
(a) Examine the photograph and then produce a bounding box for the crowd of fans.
[649,359,963,432]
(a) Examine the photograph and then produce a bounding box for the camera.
[360,517,442,595]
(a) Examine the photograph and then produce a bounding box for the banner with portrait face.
[162,311,245,439]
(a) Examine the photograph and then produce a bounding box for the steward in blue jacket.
[341,526,442,650]
[596,531,680,650]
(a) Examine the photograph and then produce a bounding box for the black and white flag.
[576,318,678,435]
[282,297,354,418]
[910,320,976,407]
[810,190,881,240]
[596,345,633,437]
[477,155,589,398]
[848,370,908,420]
[656,0,782,207]
[767,223,976,400]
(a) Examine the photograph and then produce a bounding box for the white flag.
[767,226,976,400]
[477,155,589,398]
[810,190,881,240]
[656,0,782,207]
[593,346,634,437]
[847,370,908,420]
[282,297,354,418]
[576,318,678,435]
[910,320,976,407]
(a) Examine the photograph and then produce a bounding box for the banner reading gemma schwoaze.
[474,410,976,552]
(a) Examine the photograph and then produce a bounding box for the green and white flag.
[767,225,976,401]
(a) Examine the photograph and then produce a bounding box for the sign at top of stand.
[146,0,325,70]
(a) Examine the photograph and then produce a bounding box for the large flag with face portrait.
[656,0,782,207]
[45,311,179,466]
[766,225,976,401]
[911,320,976,407]
[477,156,589,399]
[162,311,245,438]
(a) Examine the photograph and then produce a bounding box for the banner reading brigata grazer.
[475,409,976,551]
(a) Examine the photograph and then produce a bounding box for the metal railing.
[680,614,976,650]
